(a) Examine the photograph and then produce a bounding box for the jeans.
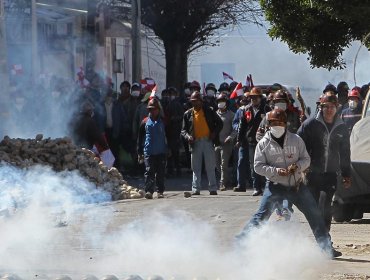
[144,154,166,194]
[240,182,332,252]
[249,144,264,191]
[237,144,252,189]
[191,138,217,192]
[215,142,233,187]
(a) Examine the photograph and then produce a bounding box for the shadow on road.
[335,257,370,264]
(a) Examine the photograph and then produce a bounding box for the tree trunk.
[164,40,188,91]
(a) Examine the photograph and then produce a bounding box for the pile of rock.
[0,135,144,200]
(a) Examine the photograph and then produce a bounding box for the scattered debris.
[0,135,144,201]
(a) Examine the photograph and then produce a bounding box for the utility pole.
[131,0,141,82]
[31,0,38,83]
[0,0,9,102]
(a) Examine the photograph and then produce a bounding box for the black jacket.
[181,105,223,150]
[297,112,350,177]
[237,103,271,145]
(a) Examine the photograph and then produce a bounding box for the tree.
[101,0,262,89]
[260,0,370,70]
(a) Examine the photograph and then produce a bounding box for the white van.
[332,90,370,221]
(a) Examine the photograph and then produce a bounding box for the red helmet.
[348,88,361,99]
[320,94,338,106]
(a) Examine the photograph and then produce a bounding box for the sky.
[188,23,370,109]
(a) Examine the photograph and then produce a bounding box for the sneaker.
[210,191,218,195]
[252,190,263,196]
[233,186,246,192]
[145,192,153,199]
[331,248,342,258]
[157,193,164,199]
[220,185,227,191]
[191,191,200,195]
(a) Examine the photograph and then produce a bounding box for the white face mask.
[270,126,286,138]
[184,88,191,95]
[349,100,358,110]
[218,102,226,109]
[207,90,215,97]
[170,96,176,101]
[274,102,287,111]
[131,91,140,97]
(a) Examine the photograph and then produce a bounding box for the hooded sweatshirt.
[254,130,310,187]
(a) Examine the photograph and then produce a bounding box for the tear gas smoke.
[0,164,329,279]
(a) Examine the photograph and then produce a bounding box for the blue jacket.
[138,116,167,156]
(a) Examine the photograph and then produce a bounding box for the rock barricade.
[0,135,144,201]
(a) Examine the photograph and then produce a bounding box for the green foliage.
[260,0,370,69]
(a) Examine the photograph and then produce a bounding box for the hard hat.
[218,82,230,92]
[190,80,201,90]
[267,108,287,123]
[190,91,203,101]
[249,87,263,96]
[348,88,361,99]
[320,94,339,106]
[205,83,217,91]
[273,90,289,102]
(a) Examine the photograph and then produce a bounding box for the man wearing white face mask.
[236,108,342,259]
[341,88,362,134]
[204,83,218,111]
[256,89,301,219]
[215,93,236,191]
[256,90,301,142]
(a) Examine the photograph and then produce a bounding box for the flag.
[222,72,234,81]
[150,84,161,99]
[230,82,243,99]
[246,74,254,88]
[11,64,23,75]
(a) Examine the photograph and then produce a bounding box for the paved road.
[1,174,369,279]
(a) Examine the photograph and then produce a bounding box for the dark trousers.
[307,172,337,231]
[241,182,332,252]
[167,147,180,174]
[237,144,252,189]
[144,154,166,194]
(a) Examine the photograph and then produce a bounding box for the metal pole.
[0,0,9,102]
[131,0,141,83]
[31,0,38,83]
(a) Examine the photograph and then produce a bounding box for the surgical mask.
[131,91,140,97]
[207,90,215,97]
[218,102,226,109]
[349,100,358,110]
[184,88,191,95]
[170,96,176,101]
[274,103,287,111]
[270,126,285,138]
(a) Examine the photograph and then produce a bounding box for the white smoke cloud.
[0,163,329,279]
